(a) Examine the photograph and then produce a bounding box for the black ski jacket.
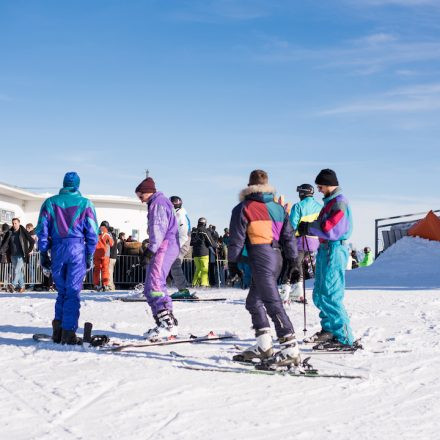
[0,225,35,263]
[190,226,217,257]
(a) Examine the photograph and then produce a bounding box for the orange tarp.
[407,210,440,242]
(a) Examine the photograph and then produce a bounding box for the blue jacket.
[36,187,98,257]
[290,196,322,251]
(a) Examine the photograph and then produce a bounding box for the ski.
[232,344,357,355]
[101,332,235,352]
[175,363,364,379]
[115,297,227,303]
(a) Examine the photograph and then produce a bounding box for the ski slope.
[1,283,439,440]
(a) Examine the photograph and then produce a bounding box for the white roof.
[0,181,141,207]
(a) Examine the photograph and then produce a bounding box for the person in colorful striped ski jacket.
[297,169,355,350]
[280,184,322,302]
[228,170,301,367]
[36,172,98,344]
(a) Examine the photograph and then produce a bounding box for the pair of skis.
[32,330,235,351]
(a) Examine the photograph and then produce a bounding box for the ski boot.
[278,284,292,308]
[260,334,301,369]
[143,310,178,341]
[303,329,334,344]
[52,319,62,343]
[313,337,363,352]
[171,289,195,300]
[61,329,83,345]
[233,328,273,363]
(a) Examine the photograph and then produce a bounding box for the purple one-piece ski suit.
[143,192,179,316]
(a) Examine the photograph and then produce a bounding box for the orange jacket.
[94,226,114,259]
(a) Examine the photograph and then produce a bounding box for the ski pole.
[215,249,221,288]
[302,236,307,336]
[303,235,316,336]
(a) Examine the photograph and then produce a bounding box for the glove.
[297,222,309,236]
[283,257,300,282]
[86,254,93,272]
[228,261,243,279]
[40,251,51,276]
[141,248,155,267]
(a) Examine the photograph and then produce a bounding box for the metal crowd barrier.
[0,252,44,288]
[1,252,229,289]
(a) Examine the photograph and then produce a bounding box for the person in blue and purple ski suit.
[228,169,301,367]
[297,169,355,350]
[135,176,179,340]
[36,172,98,344]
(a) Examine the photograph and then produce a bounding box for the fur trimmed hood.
[239,184,276,202]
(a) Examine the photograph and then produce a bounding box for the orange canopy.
[407,210,440,242]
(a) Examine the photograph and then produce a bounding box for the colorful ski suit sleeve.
[289,203,302,231]
[36,199,51,253]
[227,203,248,263]
[83,202,99,257]
[309,198,351,241]
[280,213,298,260]
[147,203,170,254]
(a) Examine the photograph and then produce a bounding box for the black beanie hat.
[315,169,339,186]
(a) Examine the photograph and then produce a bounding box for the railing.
[1,253,229,289]
[0,252,44,287]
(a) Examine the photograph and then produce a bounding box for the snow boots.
[303,329,334,344]
[52,319,62,343]
[233,328,273,362]
[61,329,83,345]
[144,309,178,341]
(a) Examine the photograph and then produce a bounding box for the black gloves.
[141,248,155,267]
[297,222,310,237]
[40,252,51,275]
[228,261,243,279]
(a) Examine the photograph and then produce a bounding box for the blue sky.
[1,0,439,247]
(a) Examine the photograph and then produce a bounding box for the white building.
[0,182,148,241]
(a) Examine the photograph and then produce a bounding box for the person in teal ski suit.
[297,169,354,347]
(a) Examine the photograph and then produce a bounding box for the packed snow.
[1,236,440,440]
[345,236,440,289]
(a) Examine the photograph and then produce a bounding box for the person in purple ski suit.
[36,172,98,344]
[135,176,180,340]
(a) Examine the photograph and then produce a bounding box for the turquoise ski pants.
[313,242,354,345]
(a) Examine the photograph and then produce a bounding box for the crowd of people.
[1,168,372,361]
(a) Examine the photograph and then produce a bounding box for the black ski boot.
[61,329,83,345]
[313,337,362,352]
[303,330,334,344]
[52,319,62,343]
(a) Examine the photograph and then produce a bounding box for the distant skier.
[36,172,98,344]
[280,183,322,304]
[190,218,217,287]
[359,247,374,267]
[169,196,192,297]
[93,221,114,291]
[135,176,179,340]
[228,170,301,366]
[297,169,355,350]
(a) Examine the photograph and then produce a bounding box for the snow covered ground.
[1,287,439,440]
[1,236,440,440]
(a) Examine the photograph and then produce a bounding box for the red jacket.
[94,226,114,259]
